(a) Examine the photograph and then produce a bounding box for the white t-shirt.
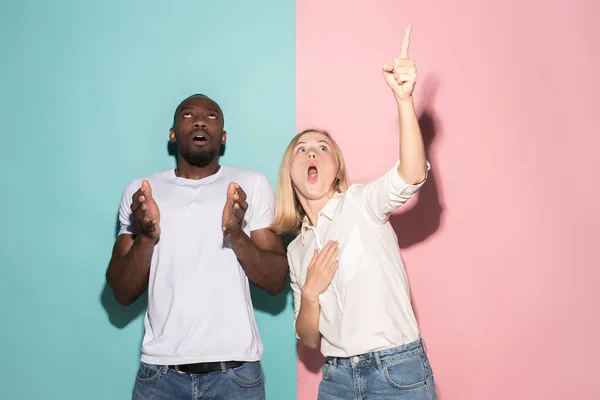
[117,166,275,365]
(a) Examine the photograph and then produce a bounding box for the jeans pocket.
[135,362,163,383]
[321,362,333,381]
[226,361,264,387]
[382,355,428,390]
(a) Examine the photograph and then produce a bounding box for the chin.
[181,148,218,167]
[296,185,330,201]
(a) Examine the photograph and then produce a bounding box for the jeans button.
[353,356,360,363]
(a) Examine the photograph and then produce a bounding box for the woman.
[270,25,437,399]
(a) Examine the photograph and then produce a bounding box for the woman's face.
[290,131,339,202]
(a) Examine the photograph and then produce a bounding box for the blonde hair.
[270,128,350,236]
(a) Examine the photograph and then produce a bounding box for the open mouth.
[307,165,318,183]
[192,134,208,144]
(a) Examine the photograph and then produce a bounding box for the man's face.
[169,96,226,167]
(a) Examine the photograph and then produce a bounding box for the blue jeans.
[132,361,265,400]
[318,339,437,400]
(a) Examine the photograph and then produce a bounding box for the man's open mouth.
[193,134,208,143]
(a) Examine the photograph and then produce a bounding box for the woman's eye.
[297,147,305,153]
[320,146,328,151]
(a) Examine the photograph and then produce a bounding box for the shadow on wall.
[99,215,147,330]
[390,77,444,251]
[249,234,295,315]
[390,77,444,333]
[297,77,445,376]
[100,282,148,329]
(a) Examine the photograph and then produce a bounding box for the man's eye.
[182,112,192,118]
[208,114,217,119]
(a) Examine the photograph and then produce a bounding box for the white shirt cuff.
[390,160,431,194]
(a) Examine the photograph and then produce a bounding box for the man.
[106,94,288,400]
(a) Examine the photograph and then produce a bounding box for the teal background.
[0,1,296,399]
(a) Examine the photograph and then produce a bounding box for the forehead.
[178,96,221,113]
[297,131,331,144]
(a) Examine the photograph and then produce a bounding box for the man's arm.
[227,228,288,295]
[222,180,288,296]
[106,180,161,306]
[106,233,156,305]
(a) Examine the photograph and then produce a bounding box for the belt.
[168,361,244,374]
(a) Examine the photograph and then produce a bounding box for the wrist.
[301,289,320,304]
[138,233,159,245]
[394,94,414,108]
[223,227,247,243]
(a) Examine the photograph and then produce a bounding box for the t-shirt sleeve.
[247,172,276,232]
[117,181,140,236]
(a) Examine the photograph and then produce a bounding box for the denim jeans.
[318,339,437,400]
[132,360,265,400]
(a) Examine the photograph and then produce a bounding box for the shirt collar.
[300,192,343,242]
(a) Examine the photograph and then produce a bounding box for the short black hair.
[172,94,224,129]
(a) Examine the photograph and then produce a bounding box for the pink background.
[296,0,600,399]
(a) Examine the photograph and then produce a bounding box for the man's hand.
[108,180,160,305]
[221,181,288,295]
[382,24,417,101]
[222,182,248,240]
[130,180,161,240]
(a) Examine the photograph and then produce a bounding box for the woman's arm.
[356,24,429,223]
[293,241,340,348]
[382,24,427,184]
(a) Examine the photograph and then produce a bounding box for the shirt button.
[353,356,360,363]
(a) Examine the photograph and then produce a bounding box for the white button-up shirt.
[288,161,429,357]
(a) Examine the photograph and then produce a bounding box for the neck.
[175,156,221,180]
[298,189,336,227]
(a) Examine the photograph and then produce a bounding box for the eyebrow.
[296,140,330,146]
[180,107,221,114]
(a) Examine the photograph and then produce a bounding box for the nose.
[307,150,317,160]
[193,118,207,129]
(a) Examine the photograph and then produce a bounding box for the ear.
[221,131,227,144]
[169,128,177,142]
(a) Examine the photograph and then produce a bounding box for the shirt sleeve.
[288,251,302,339]
[356,161,431,223]
[117,181,140,236]
[247,172,276,232]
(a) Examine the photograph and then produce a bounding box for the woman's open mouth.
[307,164,318,183]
